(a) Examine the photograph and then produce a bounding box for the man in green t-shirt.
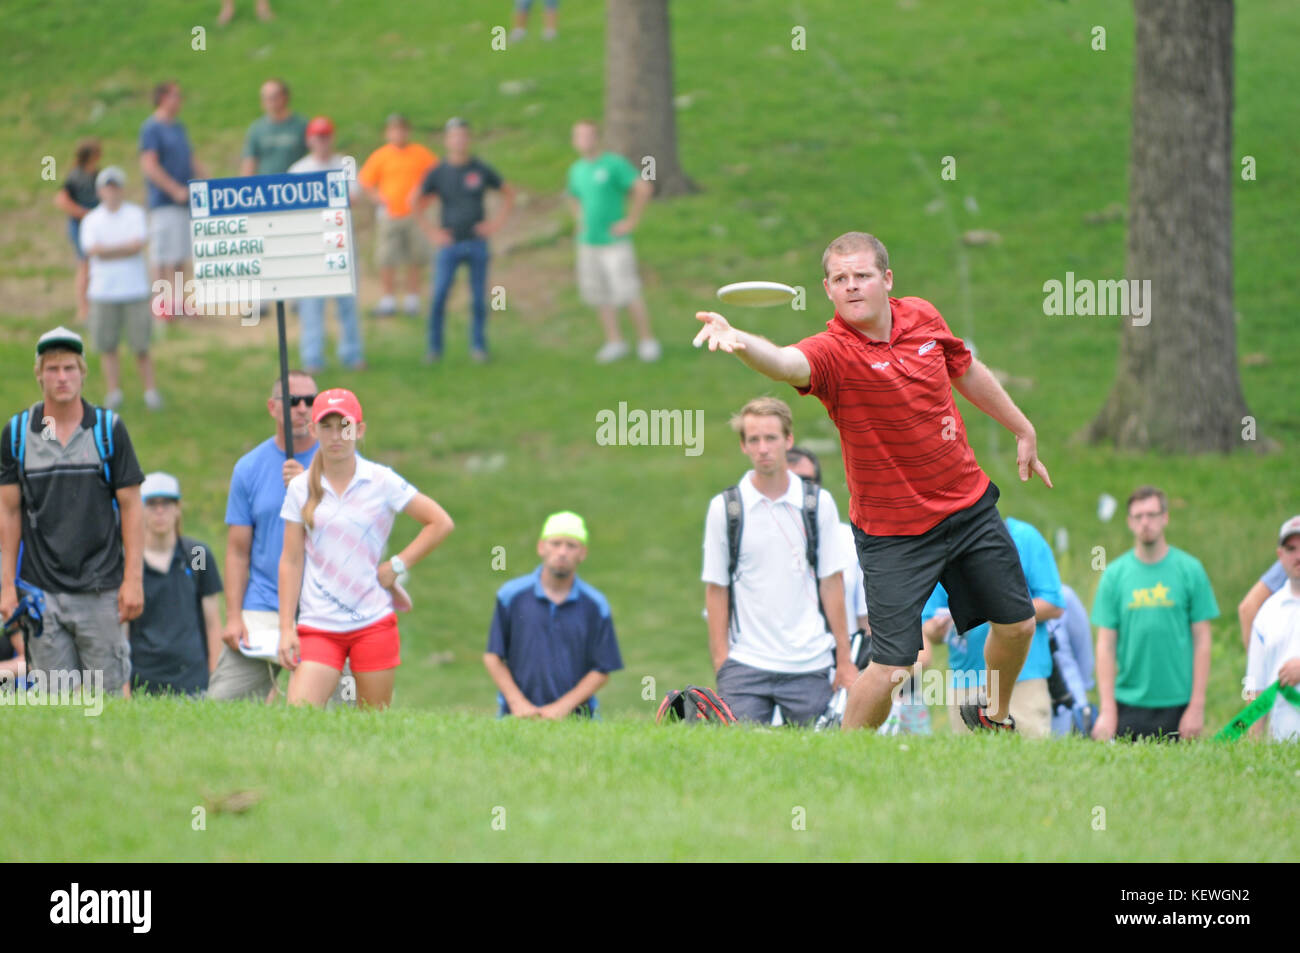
[1091,485,1218,741]
[239,78,308,176]
[566,120,659,364]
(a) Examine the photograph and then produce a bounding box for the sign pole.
[276,299,294,459]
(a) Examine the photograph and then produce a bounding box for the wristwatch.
[389,555,407,577]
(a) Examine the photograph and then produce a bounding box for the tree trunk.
[604,0,698,197]
[1087,0,1249,452]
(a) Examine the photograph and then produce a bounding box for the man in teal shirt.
[566,120,659,364]
[239,78,307,175]
[1091,485,1218,741]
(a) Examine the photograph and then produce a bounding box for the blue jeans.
[299,294,363,369]
[428,238,489,355]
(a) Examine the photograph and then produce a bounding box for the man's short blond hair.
[34,347,87,378]
[822,231,890,276]
[730,396,794,440]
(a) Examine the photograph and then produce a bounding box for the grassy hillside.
[0,0,1295,733]
[7,699,1298,862]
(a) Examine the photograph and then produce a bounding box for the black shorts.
[1116,702,1185,741]
[850,481,1035,667]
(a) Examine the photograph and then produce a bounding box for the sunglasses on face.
[284,394,316,408]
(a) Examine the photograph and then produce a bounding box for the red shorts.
[297,613,400,673]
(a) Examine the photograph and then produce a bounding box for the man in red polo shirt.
[694,231,1052,732]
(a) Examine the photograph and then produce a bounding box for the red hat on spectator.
[306,116,334,138]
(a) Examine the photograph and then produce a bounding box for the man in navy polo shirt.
[484,511,622,718]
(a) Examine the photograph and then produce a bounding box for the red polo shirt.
[793,296,989,536]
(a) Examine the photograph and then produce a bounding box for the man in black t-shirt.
[0,327,145,696]
[414,118,515,363]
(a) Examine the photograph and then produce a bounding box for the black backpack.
[722,479,829,636]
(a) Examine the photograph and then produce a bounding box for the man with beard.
[483,511,622,718]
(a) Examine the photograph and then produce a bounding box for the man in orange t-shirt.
[358,113,437,316]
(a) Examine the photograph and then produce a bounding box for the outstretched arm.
[952,359,1052,487]
[693,311,810,388]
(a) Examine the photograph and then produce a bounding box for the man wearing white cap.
[1244,516,1300,743]
[78,165,162,411]
[129,472,223,695]
[484,511,623,718]
[0,327,145,696]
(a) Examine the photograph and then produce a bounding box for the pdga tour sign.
[188,170,356,312]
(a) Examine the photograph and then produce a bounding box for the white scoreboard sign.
[188,170,356,304]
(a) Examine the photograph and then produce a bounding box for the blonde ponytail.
[301,451,326,531]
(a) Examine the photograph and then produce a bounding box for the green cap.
[539,511,588,544]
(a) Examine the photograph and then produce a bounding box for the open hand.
[693,311,747,353]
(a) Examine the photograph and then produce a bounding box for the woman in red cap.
[277,388,454,708]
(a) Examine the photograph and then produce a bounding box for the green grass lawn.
[6,698,1297,862]
[0,0,1297,861]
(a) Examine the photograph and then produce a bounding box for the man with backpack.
[702,397,854,725]
[0,327,145,696]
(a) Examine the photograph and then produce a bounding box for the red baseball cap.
[305,116,334,138]
[312,388,363,424]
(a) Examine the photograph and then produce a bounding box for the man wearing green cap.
[484,511,623,718]
[0,327,145,696]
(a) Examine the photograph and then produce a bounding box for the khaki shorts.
[577,241,642,308]
[376,213,429,268]
[207,645,280,702]
[90,298,153,353]
[207,644,355,707]
[948,678,1052,738]
[149,205,191,267]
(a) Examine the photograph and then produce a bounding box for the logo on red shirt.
[918,340,937,355]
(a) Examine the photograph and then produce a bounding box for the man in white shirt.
[288,116,365,373]
[79,167,161,411]
[1245,515,1300,742]
[702,397,854,725]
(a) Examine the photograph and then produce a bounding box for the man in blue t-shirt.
[922,516,1064,737]
[138,80,206,318]
[484,511,623,718]
[208,372,318,701]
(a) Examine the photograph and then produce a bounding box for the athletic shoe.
[104,389,124,411]
[470,348,489,364]
[636,338,662,362]
[144,389,164,412]
[402,295,420,316]
[543,27,557,40]
[510,27,526,42]
[595,341,630,364]
[423,351,441,365]
[372,296,397,318]
[959,703,1017,733]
